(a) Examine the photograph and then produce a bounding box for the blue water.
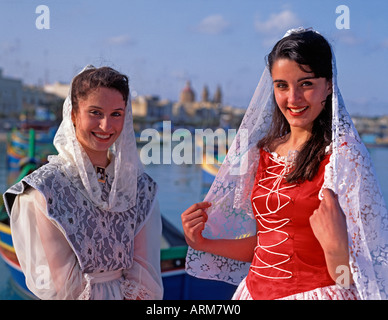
[0,141,387,299]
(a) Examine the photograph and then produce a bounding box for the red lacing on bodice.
[250,154,296,280]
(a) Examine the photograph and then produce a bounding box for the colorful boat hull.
[6,126,57,172]
[0,221,37,299]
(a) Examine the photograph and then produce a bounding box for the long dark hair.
[257,30,333,183]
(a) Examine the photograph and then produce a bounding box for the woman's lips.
[92,132,113,140]
[288,106,309,116]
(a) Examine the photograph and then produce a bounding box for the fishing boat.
[6,121,57,186]
[1,124,56,299]
[0,215,37,300]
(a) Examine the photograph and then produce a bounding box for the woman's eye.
[301,81,313,87]
[112,112,123,117]
[90,110,102,116]
[275,82,287,89]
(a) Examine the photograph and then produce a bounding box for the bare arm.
[181,202,256,262]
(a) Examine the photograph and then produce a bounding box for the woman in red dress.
[182,29,388,299]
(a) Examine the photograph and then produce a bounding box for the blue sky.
[1,0,388,116]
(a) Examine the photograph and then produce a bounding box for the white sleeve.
[122,200,164,300]
[10,188,84,300]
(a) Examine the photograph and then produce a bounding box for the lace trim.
[233,277,360,300]
[77,275,154,300]
[263,143,332,163]
[77,273,93,300]
[121,279,153,300]
[250,155,296,280]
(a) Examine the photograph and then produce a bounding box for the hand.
[181,202,211,251]
[309,188,353,285]
[309,188,348,256]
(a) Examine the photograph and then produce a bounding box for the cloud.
[106,34,136,46]
[254,9,302,35]
[335,31,364,46]
[194,14,231,35]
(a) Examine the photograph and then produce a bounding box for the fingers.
[321,188,336,203]
[320,189,338,210]
[182,201,212,216]
[320,188,343,212]
[189,219,206,235]
[184,213,208,229]
[182,202,210,222]
[181,201,211,230]
[310,189,349,256]
[181,202,212,249]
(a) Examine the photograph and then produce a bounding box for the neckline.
[262,143,333,161]
[262,146,298,164]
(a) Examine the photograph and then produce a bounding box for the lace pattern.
[47,65,144,213]
[3,65,162,300]
[185,69,273,285]
[121,279,153,300]
[12,165,157,273]
[232,277,360,300]
[76,271,153,300]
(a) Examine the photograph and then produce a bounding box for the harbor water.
[0,140,387,299]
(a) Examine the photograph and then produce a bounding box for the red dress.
[245,148,335,300]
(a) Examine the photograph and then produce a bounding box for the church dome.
[179,81,195,103]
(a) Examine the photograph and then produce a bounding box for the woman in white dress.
[4,66,163,300]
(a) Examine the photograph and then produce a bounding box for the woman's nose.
[99,117,112,131]
[287,87,302,105]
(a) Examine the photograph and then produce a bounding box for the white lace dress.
[8,162,163,300]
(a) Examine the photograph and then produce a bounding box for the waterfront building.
[43,82,70,99]
[0,69,23,118]
[131,95,173,131]
[352,115,388,146]
[172,80,245,129]
[173,81,224,128]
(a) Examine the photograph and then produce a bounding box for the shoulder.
[21,163,66,193]
[4,166,54,216]
[137,172,158,198]
[7,163,65,202]
[134,172,158,227]
[14,188,47,213]
[137,171,154,183]
[28,162,62,178]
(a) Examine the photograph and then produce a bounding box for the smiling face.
[271,58,332,133]
[72,86,126,166]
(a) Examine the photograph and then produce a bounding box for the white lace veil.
[185,28,388,299]
[48,65,144,212]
